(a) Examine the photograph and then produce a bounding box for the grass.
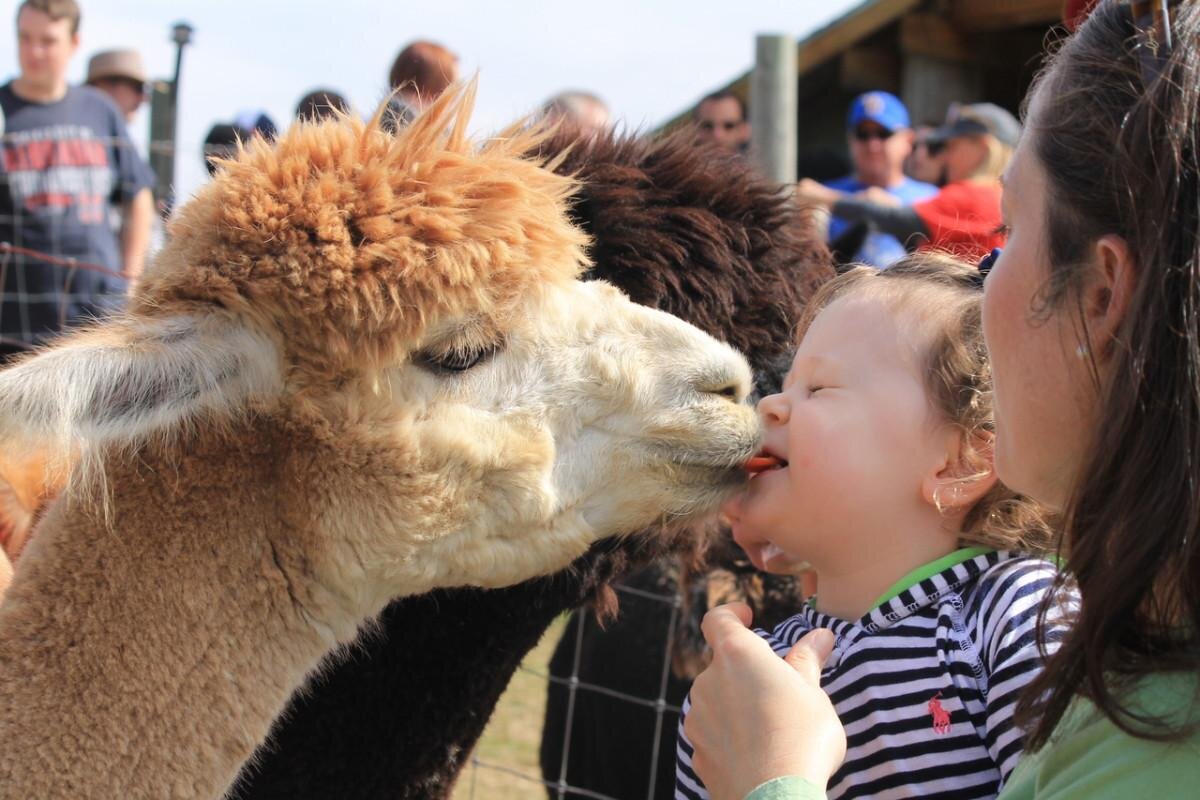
[452,615,567,800]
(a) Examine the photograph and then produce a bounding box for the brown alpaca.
[0,85,760,798]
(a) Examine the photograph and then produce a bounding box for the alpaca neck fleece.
[0,420,357,799]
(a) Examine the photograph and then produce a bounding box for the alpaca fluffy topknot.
[140,82,591,373]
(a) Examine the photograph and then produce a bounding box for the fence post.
[751,34,797,184]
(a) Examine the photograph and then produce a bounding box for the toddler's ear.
[921,429,998,514]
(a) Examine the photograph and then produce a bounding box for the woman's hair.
[1015,0,1200,749]
[965,135,1014,183]
[797,252,1056,554]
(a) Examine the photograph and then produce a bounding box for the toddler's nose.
[757,392,789,426]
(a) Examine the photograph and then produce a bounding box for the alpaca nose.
[694,361,751,404]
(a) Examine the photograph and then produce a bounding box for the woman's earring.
[1076,343,1090,359]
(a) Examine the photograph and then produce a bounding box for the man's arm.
[830,197,929,246]
[120,187,154,282]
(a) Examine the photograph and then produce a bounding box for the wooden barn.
[666,0,1066,179]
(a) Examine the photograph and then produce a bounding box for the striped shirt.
[676,550,1073,800]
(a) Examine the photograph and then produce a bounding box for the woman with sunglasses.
[686,1,1200,798]
[796,103,1018,263]
[905,124,947,186]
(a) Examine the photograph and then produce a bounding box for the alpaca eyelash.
[414,341,502,374]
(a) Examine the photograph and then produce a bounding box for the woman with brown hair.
[683,2,1200,798]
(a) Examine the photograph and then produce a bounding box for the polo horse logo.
[928,691,952,734]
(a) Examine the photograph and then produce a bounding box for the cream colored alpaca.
[0,85,759,799]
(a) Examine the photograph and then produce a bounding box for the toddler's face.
[725,293,946,572]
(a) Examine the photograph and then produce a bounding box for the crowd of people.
[0,0,1010,362]
[2,0,1200,798]
[0,0,619,361]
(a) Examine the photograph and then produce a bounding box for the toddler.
[676,253,1071,800]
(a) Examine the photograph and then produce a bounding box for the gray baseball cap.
[931,102,1021,147]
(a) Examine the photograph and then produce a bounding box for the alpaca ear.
[0,314,281,450]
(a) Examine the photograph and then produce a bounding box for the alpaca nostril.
[688,347,752,404]
[695,370,749,404]
[715,383,740,400]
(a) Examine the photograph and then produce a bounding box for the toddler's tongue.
[743,452,787,476]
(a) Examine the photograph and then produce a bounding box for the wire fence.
[0,131,152,355]
[463,576,689,800]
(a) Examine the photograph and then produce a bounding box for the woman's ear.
[921,429,999,514]
[1081,234,1137,359]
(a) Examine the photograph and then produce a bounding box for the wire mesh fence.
[0,129,152,355]
[458,576,689,800]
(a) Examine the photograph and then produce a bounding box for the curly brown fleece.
[545,128,829,380]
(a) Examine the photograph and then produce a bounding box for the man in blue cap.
[823,91,937,267]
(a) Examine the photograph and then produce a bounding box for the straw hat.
[86,49,147,86]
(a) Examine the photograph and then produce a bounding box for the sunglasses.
[853,127,894,142]
[699,120,741,132]
[916,139,945,157]
[1127,0,1178,87]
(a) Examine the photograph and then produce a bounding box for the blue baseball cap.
[846,91,911,134]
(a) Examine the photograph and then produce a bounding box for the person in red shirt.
[797,102,1019,262]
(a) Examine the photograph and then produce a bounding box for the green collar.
[870,546,994,610]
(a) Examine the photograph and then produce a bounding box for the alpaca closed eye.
[415,343,501,374]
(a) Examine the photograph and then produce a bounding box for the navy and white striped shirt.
[677,550,1072,800]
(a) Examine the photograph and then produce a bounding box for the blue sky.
[2,0,864,203]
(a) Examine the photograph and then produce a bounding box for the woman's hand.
[683,603,846,800]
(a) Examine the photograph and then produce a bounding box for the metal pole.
[751,34,797,184]
[152,22,193,215]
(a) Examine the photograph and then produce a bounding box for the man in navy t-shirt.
[0,0,154,354]
[824,91,937,268]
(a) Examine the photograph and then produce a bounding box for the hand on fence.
[683,602,845,800]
